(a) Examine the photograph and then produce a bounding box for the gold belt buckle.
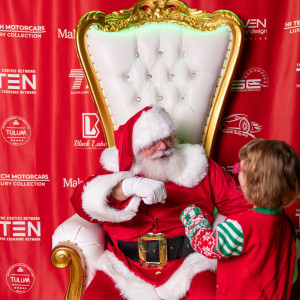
[138,233,167,269]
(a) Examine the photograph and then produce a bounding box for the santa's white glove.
[122,177,167,205]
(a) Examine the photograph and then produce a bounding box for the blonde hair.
[239,139,300,209]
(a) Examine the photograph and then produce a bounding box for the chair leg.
[51,245,85,300]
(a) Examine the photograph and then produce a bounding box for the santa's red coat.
[71,144,251,299]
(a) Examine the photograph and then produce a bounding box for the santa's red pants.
[83,269,216,300]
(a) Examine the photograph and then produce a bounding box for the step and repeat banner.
[0,0,299,299]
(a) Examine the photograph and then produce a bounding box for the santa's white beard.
[131,147,185,182]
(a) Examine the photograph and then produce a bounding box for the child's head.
[238,139,300,209]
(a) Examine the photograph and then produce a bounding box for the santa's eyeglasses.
[144,136,173,151]
[233,163,242,174]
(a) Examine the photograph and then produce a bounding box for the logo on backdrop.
[0,216,41,242]
[69,69,89,94]
[242,18,267,40]
[6,263,35,294]
[231,68,269,92]
[221,114,262,139]
[0,173,50,187]
[74,113,106,149]
[58,28,75,39]
[1,116,31,146]
[1,68,36,95]
[83,113,100,138]
[63,177,83,188]
[284,20,300,34]
[0,24,46,39]
[222,165,236,175]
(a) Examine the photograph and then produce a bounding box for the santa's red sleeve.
[70,164,141,223]
[208,159,252,216]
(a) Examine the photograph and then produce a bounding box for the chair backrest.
[75,0,244,157]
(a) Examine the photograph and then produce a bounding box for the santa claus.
[71,105,251,299]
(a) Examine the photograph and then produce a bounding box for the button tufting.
[136,97,142,102]
[124,74,130,80]
[135,52,140,57]
[192,73,196,79]
[182,51,186,57]
[181,96,185,101]
[158,50,163,56]
[147,74,152,79]
[158,96,163,101]
[169,74,174,80]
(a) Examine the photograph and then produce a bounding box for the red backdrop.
[0,0,299,299]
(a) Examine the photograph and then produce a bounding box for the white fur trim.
[97,251,216,300]
[100,144,208,187]
[100,146,119,172]
[132,106,177,154]
[168,144,208,188]
[82,172,142,223]
[97,251,161,300]
[156,253,217,300]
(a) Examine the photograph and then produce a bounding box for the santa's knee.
[82,271,125,300]
[184,270,217,300]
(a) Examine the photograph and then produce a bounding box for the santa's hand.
[122,177,167,205]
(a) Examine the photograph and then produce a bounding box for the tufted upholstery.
[87,22,231,144]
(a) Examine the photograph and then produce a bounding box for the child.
[180,139,300,300]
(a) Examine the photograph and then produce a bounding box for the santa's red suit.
[71,106,251,299]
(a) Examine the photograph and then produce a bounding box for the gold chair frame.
[51,243,85,300]
[51,1,244,299]
[74,0,243,156]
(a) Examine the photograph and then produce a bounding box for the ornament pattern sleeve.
[180,205,244,258]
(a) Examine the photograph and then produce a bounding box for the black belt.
[117,235,194,263]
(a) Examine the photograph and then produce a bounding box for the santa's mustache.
[150,148,175,160]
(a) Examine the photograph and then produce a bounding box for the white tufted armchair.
[51,1,244,299]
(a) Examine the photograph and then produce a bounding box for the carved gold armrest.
[51,214,105,298]
[51,242,85,300]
